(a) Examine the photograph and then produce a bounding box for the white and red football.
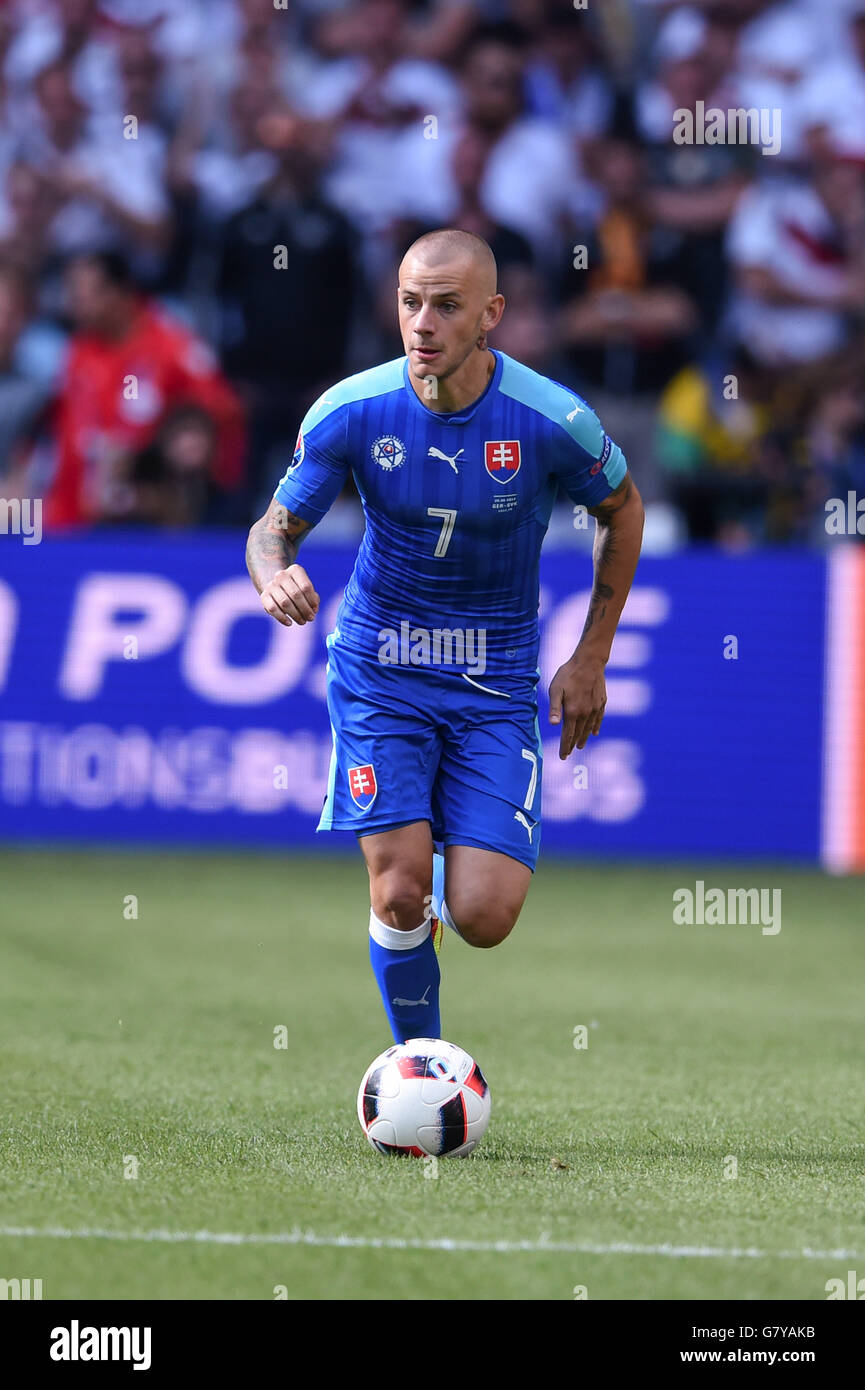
[357,1038,491,1158]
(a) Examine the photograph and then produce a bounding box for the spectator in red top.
[46,250,245,527]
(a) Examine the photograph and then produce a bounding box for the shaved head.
[397,227,505,410]
[401,228,498,296]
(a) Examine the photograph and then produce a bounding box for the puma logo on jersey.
[392,984,432,1008]
[428,446,463,475]
[514,811,535,843]
[566,397,584,422]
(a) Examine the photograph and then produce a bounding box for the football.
[357,1038,491,1158]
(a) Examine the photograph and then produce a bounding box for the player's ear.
[483,294,505,332]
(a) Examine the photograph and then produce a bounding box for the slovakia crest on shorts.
[485,439,521,484]
[348,764,377,811]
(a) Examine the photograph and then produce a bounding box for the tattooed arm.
[548,472,644,758]
[246,498,320,627]
[580,472,644,660]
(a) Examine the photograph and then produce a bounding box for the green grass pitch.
[0,848,862,1301]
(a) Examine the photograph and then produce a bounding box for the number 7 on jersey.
[427,507,457,557]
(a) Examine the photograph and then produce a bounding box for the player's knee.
[372,869,431,932]
[447,898,517,949]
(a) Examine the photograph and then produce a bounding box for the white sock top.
[369,909,431,951]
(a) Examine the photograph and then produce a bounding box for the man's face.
[0,280,25,363]
[37,68,83,137]
[120,35,160,116]
[66,261,124,334]
[241,0,277,22]
[452,129,491,195]
[397,253,501,384]
[357,0,404,58]
[600,141,643,202]
[815,158,865,219]
[463,43,523,132]
[8,164,48,226]
[61,0,96,28]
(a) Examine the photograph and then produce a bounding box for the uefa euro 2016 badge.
[348,764,377,811]
[288,428,304,472]
[371,435,406,471]
[590,435,612,477]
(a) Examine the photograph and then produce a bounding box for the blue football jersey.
[273,350,626,679]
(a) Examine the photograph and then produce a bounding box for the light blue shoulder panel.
[497,353,626,488]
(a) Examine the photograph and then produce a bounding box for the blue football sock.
[369,910,441,1044]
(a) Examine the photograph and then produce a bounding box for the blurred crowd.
[2,0,865,547]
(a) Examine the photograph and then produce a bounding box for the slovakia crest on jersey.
[348,764,377,811]
[485,439,521,484]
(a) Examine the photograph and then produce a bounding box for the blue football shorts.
[318,633,543,871]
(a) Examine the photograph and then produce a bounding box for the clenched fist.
[259,565,320,627]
